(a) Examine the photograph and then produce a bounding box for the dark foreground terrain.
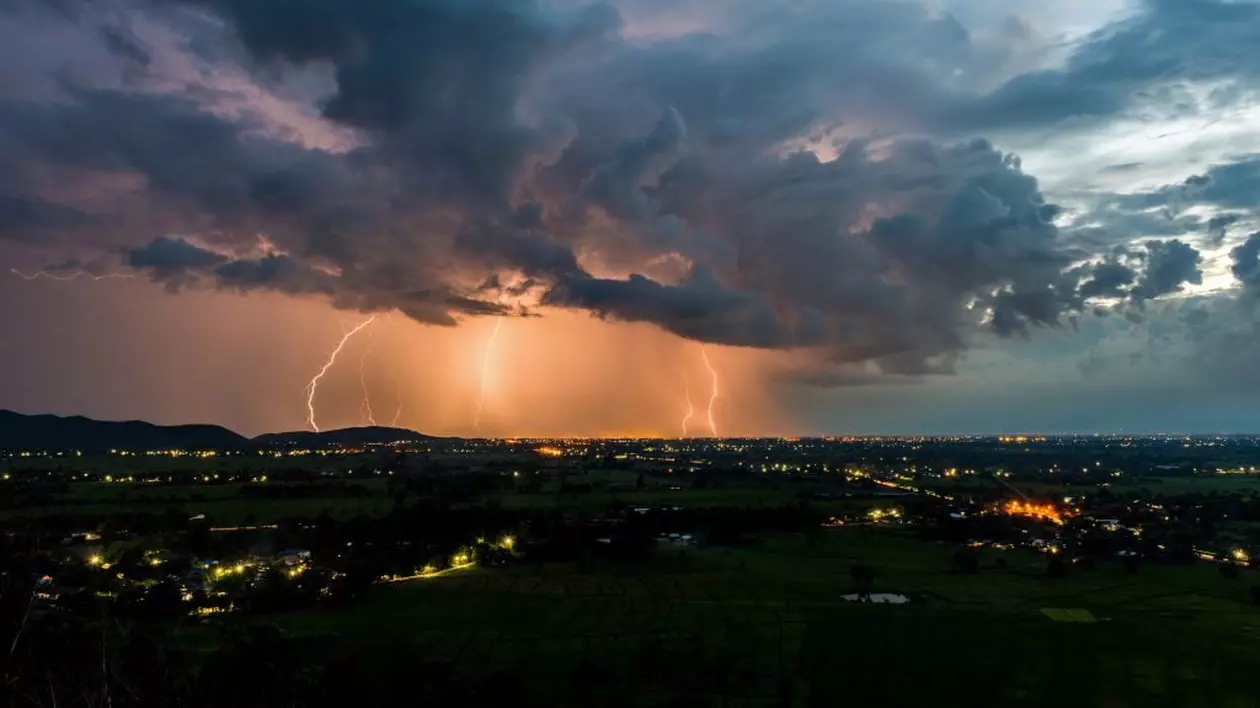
[4,435,1260,707]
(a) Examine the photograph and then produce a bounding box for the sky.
[2,0,1260,437]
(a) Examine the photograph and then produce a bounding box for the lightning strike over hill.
[681,374,695,438]
[387,315,405,427]
[304,315,377,432]
[358,343,378,427]
[473,318,504,434]
[389,370,404,428]
[700,347,720,437]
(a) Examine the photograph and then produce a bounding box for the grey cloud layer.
[3,0,1256,384]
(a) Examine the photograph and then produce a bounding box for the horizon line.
[4,408,1260,441]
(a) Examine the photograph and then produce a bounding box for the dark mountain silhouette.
[0,412,436,453]
[251,426,433,448]
[0,410,247,452]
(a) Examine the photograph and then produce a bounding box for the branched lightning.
[304,315,377,432]
[700,347,719,437]
[681,374,695,438]
[473,318,504,434]
[11,268,134,281]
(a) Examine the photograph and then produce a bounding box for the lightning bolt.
[473,318,504,434]
[358,337,378,427]
[700,347,719,437]
[11,268,134,281]
[304,315,377,432]
[681,374,695,438]
[387,315,405,427]
[389,371,404,428]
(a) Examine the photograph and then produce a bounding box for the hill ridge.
[0,410,433,452]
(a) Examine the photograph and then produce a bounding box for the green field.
[489,487,801,510]
[926,474,1260,498]
[0,479,831,524]
[0,480,398,524]
[258,529,1260,707]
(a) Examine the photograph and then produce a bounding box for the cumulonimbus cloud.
[2,0,1251,384]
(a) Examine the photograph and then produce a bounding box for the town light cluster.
[1001,500,1071,526]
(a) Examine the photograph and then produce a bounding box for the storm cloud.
[1231,232,1260,294]
[952,0,1260,131]
[1132,239,1203,301]
[3,0,1258,397]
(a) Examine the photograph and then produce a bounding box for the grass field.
[488,487,803,510]
[925,474,1260,498]
[260,529,1260,707]
[0,481,834,524]
[0,480,397,523]
[0,497,399,524]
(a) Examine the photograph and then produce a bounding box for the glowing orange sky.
[0,275,794,437]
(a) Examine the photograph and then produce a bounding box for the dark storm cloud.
[0,86,358,247]
[1068,153,1260,259]
[531,0,987,182]
[545,137,1090,366]
[455,222,583,282]
[581,107,686,221]
[99,24,150,66]
[555,0,1260,145]
[1079,262,1136,299]
[176,0,618,206]
[545,268,830,348]
[1207,214,1241,246]
[160,0,1102,365]
[1132,239,1202,301]
[124,236,226,274]
[1066,239,1203,308]
[8,0,1250,388]
[510,203,545,230]
[123,235,515,323]
[949,69,1128,131]
[1230,232,1260,294]
[1185,156,1260,210]
[1117,155,1260,216]
[989,288,1069,337]
[212,253,339,295]
[0,195,94,242]
[125,235,347,297]
[952,0,1260,131]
